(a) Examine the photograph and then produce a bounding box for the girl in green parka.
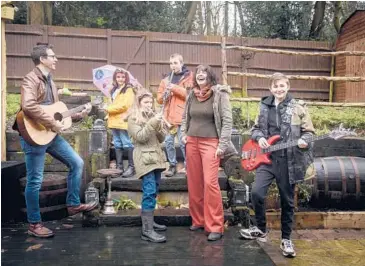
[127,90,168,243]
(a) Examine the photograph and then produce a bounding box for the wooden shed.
[334,10,365,102]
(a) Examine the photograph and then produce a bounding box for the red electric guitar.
[241,125,356,171]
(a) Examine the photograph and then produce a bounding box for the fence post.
[329,55,335,102]
[145,34,150,89]
[42,25,48,44]
[107,29,112,65]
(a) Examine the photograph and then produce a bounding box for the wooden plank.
[4,29,43,35]
[267,212,365,229]
[151,60,240,68]
[145,34,150,89]
[247,87,330,93]
[150,38,234,46]
[324,212,365,229]
[7,53,107,62]
[125,36,145,71]
[107,29,112,65]
[231,97,365,107]
[242,45,333,52]
[229,72,365,82]
[226,45,365,56]
[49,32,107,39]
[42,24,48,43]
[247,67,331,73]
[242,37,332,50]
[8,76,94,83]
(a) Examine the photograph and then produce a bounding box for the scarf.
[193,85,213,102]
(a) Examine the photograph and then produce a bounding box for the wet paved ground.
[1,221,274,266]
[3,217,365,266]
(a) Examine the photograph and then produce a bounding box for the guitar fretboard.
[61,105,86,118]
[263,133,330,153]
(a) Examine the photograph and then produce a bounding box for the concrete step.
[83,208,234,227]
[111,170,228,192]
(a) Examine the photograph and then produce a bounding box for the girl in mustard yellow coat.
[106,69,136,177]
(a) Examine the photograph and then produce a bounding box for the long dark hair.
[193,65,218,88]
[111,69,131,94]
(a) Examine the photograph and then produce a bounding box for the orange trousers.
[186,136,224,233]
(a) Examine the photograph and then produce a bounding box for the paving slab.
[1,221,274,266]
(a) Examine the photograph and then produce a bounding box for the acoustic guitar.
[16,101,91,146]
[241,125,356,171]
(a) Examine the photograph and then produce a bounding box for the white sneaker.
[280,239,296,258]
[239,226,267,242]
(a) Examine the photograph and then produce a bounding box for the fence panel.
[5,24,332,100]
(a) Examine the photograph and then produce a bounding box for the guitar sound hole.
[54,112,63,121]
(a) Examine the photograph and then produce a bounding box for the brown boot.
[67,202,98,216]
[28,223,54,238]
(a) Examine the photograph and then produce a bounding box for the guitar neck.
[267,133,330,152]
[62,104,86,118]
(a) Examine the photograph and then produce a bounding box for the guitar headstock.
[328,124,357,140]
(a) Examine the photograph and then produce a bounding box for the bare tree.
[205,1,212,35]
[309,1,326,39]
[182,1,198,34]
[211,2,224,35]
[234,2,237,36]
[333,1,344,34]
[234,1,245,36]
[27,1,52,25]
[198,1,204,35]
[224,1,229,36]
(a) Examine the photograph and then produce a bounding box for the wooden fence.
[5,24,333,100]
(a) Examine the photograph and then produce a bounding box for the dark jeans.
[251,157,295,239]
[19,135,84,223]
[165,125,185,167]
[141,170,162,211]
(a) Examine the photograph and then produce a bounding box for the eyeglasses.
[47,55,57,59]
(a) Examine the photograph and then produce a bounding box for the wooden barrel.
[310,156,365,209]
[20,173,69,221]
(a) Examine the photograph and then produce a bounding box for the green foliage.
[114,196,137,210]
[267,182,279,198]
[297,183,312,204]
[6,94,21,119]
[267,181,312,205]
[237,1,363,41]
[10,1,365,42]
[239,2,313,40]
[51,1,188,33]
[156,198,182,209]
[78,115,95,130]
[309,106,365,136]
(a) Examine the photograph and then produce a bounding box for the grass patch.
[6,93,21,119]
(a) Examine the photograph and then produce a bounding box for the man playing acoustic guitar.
[12,44,97,238]
[239,73,315,258]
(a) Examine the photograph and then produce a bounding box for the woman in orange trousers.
[181,65,237,241]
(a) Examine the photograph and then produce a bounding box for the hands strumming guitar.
[241,125,356,171]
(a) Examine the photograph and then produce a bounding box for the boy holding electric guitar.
[239,73,315,258]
